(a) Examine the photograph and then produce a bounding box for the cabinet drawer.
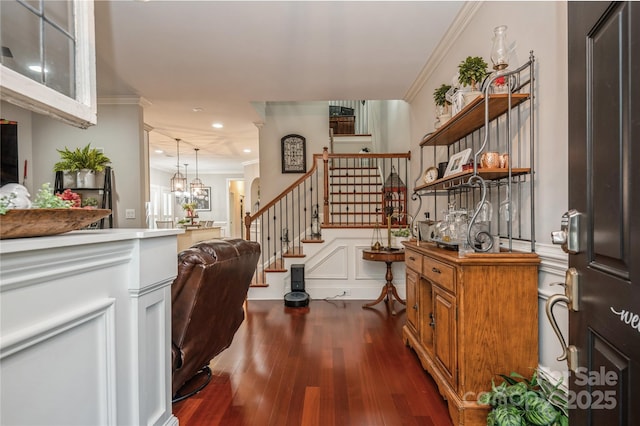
[405,251,422,272]
[423,257,455,293]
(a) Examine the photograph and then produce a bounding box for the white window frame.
[0,0,96,128]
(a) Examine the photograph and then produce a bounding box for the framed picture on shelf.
[281,134,306,173]
[193,187,211,211]
[444,148,472,177]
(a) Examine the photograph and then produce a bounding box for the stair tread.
[283,247,305,257]
[265,260,286,272]
[330,211,384,215]
[322,222,382,229]
[330,183,382,186]
[301,238,324,243]
[250,272,270,287]
[331,192,382,195]
[330,201,380,205]
[330,166,378,170]
[330,174,381,178]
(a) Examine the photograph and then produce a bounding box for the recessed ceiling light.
[212,123,223,129]
[28,65,48,73]
[243,149,251,153]
[192,107,203,112]
[155,149,164,154]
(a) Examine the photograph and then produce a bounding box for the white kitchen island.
[0,229,181,426]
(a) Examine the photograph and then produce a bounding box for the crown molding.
[404,1,484,103]
[97,96,152,108]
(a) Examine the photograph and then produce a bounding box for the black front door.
[567,2,639,424]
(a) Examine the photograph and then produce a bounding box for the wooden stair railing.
[245,148,410,286]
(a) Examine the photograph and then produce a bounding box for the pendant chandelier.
[183,163,190,198]
[190,147,205,192]
[170,138,187,192]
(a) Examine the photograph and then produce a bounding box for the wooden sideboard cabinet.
[402,241,540,426]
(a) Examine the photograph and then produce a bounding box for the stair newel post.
[244,212,252,241]
[322,147,330,227]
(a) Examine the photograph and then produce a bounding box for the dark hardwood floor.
[173,299,453,426]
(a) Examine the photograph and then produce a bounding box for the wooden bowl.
[0,208,111,239]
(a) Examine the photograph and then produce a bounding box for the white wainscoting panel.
[305,244,349,280]
[132,283,173,426]
[0,230,180,426]
[1,300,116,426]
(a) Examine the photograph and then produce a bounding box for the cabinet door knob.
[429,312,435,327]
[432,267,441,274]
[409,256,416,261]
[413,304,418,311]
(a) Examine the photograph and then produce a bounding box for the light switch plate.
[125,209,135,219]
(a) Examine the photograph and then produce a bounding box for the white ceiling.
[94,1,463,174]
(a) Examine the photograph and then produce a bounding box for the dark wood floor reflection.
[173,300,453,426]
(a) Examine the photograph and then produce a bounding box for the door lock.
[551,209,582,254]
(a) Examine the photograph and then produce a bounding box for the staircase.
[245,148,410,288]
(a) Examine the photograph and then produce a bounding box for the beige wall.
[259,101,329,203]
[371,99,412,153]
[30,101,147,227]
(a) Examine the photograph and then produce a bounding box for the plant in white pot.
[433,83,452,125]
[390,227,411,248]
[53,144,111,188]
[458,56,489,105]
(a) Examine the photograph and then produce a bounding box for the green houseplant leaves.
[433,84,452,107]
[479,370,568,426]
[53,144,111,172]
[458,56,489,91]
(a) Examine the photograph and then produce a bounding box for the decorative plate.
[0,208,111,239]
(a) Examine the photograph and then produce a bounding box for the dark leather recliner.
[171,238,260,399]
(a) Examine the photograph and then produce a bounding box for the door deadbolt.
[551,209,582,254]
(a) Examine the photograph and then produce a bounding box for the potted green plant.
[478,370,568,426]
[390,227,411,247]
[433,84,452,108]
[81,196,99,209]
[433,83,452,124]
[53,143,111,188]
[182,201,197,217]
[458,56,489,104]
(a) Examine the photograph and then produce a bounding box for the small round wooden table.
[362,248,406,315]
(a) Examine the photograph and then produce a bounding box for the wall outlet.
[125,209,136,219]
